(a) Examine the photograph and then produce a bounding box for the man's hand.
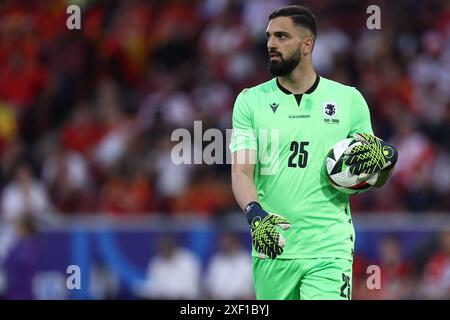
[344,133,398,176]
[244,202,290,259]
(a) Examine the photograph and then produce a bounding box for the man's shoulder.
[319,76,358,94]
[237,78,277,98]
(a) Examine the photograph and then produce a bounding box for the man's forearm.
[231,170,259,211]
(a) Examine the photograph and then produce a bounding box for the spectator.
[141,236,201,299]
[41,144,95,213]
[1,162,51,222]
[0,138,27,188]
[419,229,450,299]
[204,232,253,299]
[0,162,50,261]
[99,163,151,215]
[93,80,132,172]
[151,137,192,213]
[61,101,105,158]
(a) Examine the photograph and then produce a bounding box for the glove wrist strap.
[244,201,265,225]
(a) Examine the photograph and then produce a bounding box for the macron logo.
[270,103,279,114]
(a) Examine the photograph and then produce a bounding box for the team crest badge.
[323,102,338,117]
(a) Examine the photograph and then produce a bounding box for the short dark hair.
[268,5,317,39]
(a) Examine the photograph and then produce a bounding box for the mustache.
[269,50,282,55]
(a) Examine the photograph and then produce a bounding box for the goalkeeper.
[230,5,398,300]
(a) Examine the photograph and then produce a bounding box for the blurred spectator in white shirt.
[1,162,50,222]
[93,80,133,171]
[142,236,201,299]
[150,137,192,201]
[0,163,51,262]
[42,146,90,191]
[204,232,254,299]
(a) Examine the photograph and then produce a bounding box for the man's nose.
[267,37,277,51]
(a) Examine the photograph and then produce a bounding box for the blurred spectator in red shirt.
[61,101,105,157]
[41,144,97,213]
[352,253,371,300]
[173,170,234,217]
[99,163,151,216]
[0,52,48,110]
[419,229,450,299]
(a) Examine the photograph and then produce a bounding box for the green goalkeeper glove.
[344,133,398,176]
[244,202,290,259]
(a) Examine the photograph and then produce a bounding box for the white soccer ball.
[325,138,378,194]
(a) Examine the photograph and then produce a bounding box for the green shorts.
[252,257,353,300]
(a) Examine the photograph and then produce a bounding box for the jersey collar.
[276,75,320,95]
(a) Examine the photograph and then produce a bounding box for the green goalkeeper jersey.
[230,76,373,260]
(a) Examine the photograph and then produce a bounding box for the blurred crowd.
[129,229,450,300]
[3,223,450,300]
[139,229,450,300]
[1,0,450,300]
[135,232,255,300]
[0,0,450,220]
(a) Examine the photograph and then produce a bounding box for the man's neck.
[277,63,317,95]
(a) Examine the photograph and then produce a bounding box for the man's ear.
[302,37,314,55]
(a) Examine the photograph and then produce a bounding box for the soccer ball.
[325,138,378,194]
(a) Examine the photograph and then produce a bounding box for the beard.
[268,49,301,76]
